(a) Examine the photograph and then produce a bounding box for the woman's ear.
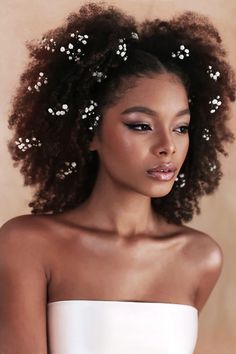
[89,133,99,152]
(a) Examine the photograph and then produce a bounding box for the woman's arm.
[194,234,224,313]
[0,217,49,354]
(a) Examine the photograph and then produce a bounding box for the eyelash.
[124,123,189,134]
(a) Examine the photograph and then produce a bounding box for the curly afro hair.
[7,1,236,225]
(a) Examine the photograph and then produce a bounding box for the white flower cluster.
[81,100,100,131]
[92,70,107,83]
[92,32,138,79]
[175,173,186,188]
[60,32,89,62]
[202,128,211,141]
[116,38,128,61]
[48,104,69,117]
[27,72,48,93]
[207,65,220,81]
[88,119,100,131]
[209,95,222,114]
[56,161,77,180]
[15,137,42,152]
[71,32,89,44]
[40,37,57,52]
[209,162,217,172]
[171,44,190,60]
[81,100,98,119]
[131,32,139,40]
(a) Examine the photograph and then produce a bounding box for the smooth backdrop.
[1,1,236,353]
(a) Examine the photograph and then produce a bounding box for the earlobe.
[89,142,96,152]
[89,134,99,151]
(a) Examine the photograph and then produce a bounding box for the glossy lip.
[146,170,176,181]
[147,162,177,173]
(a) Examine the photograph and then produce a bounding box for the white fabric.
[47,300,198,354]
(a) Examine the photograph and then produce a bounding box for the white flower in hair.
[209,162,217,172]
[202,128,211,141]
[60,32,89,62]
[27,72,48,93]
[39,37,57,52]
[56,161,77,180]
[92,70,107,83]
[207,65,220,81]
[131,32,139,40]
[116,38,128,61]
[15,136,42,152]
[209,95,222,114]
[175,173,186,188]
[81,99,101,131]
[81,100,98,119]
[171,44,190,60]
[48,103,69,117]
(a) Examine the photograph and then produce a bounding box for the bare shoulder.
[1,214,51,241]
[181,225,223,265]
[181,225,223,312]
[0,213,61,243]
[0,214,56,280]
[0,214,55,353]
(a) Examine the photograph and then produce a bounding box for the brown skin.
[84,73,190,238]
[0,73,223,354]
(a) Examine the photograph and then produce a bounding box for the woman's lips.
[146,170,176,181]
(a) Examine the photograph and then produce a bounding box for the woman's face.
[90,73,190,198]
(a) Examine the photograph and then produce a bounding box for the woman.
[0,2,235,353]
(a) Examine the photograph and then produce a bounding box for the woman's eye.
[124,123,189,134]
[124,123,152,131]
[175,125,189,134]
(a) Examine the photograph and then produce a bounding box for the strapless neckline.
[47,299,198,312]
[47,298,199,353]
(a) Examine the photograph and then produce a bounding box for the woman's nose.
[151,131,176,156]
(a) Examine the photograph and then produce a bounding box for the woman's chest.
[47,231,197,305]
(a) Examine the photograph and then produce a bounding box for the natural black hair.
[7,2,236,224]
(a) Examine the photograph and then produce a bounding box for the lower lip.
[146,170,176,181]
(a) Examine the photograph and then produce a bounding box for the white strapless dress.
[47,300,198,354]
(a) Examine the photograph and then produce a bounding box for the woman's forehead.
[109,73,189,109]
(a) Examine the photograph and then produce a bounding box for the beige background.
[1,0,236,353]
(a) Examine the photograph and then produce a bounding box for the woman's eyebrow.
[121,106,190,117]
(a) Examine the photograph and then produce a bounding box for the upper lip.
[147,162,177,173]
